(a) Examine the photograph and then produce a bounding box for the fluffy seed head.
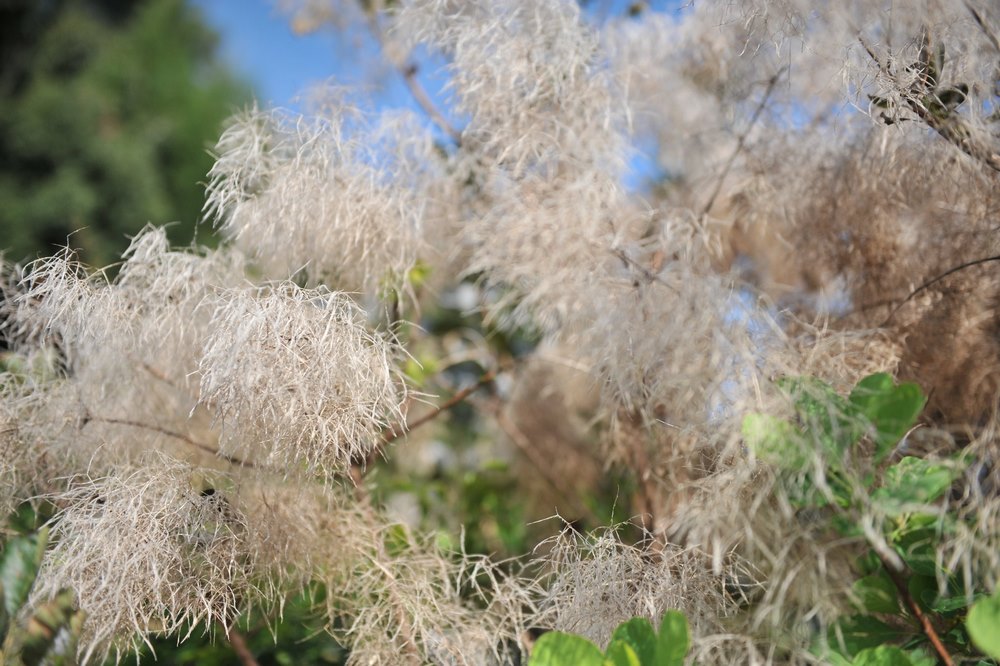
[198,283,406,475]
[32,458,252,663]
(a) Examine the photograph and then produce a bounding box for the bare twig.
[881,254,1000,325]
[700,67,786,216]
[875,552,954,666]
[83,415,252,468]
[354,370,496,473]
[360,4,463,145]
[384,370,497,445]
[225,626,261,666]
[611,248,679,293]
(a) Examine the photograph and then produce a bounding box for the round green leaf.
[968,590,1000,659]
[656,610,690,666]
[529,632,605,666]
[605,640,642,666]
[610,617,657,665]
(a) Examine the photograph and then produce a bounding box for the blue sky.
[190,0,437,111]
[190,0,682,188]
[190,1,685,108]
[192,0,365,106]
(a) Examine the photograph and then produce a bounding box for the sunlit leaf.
[610,617,656,665]
[968,589,1000,659]
[656,610,690,666]
[529,632,604,666]
[604,640,641,666]
[742,413,809,471]
[849,374,925,461]
[872,457,957,515]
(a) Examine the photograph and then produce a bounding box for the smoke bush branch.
[224,626,261,666]
[700,67,786,217]
[83,415,252,469]
[875,552,954,666]
[355,369,497,472]
[360,2,462,145]
[882,254,1000,325]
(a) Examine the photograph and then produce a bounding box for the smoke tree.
[2,0,1000,663]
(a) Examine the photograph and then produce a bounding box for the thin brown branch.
[611,248,679,293]
[361,4,463,145]
[700,67,786,217]
[399,63,463,145]
[355,370,496,472]
[875,552,954,666]
[384,370,497,445]
[881,254,1000,325]
[138,360,174,386]
[225,626,261,666]
[83,415,253,468]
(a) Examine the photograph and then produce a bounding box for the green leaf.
[872,457,957,515]
[20,588,77,666]
[852,645,914,666]
[906,574,937,613]
[1,528,47,617]
[931,592,981,613]
[604,640,642,666]
[742,413,810,471]
[903,648,936,666]
[831,615,901,656]
[820,650,854,666]
[656,611,690,666]
[967,589,1000,659]
[849,374,925,462]
[529,632,605,666]
[779,376,861,457]
[610,617,657,665]
[890,516,941,576]
[853,574,899,614]
[382,523,411,557]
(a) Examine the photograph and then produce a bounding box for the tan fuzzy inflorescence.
[198,283,406,475]
[32,458,254,663]
[204,105,433,293]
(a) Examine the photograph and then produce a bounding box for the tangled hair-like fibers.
[198,283,406,475]
[32,458,254,663]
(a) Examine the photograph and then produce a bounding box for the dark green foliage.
[0,505,85,666]
[127,585,348,666]
[744,374,997,664]
[0,0,249,265]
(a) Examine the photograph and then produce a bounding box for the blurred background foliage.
[0,0,250,266]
